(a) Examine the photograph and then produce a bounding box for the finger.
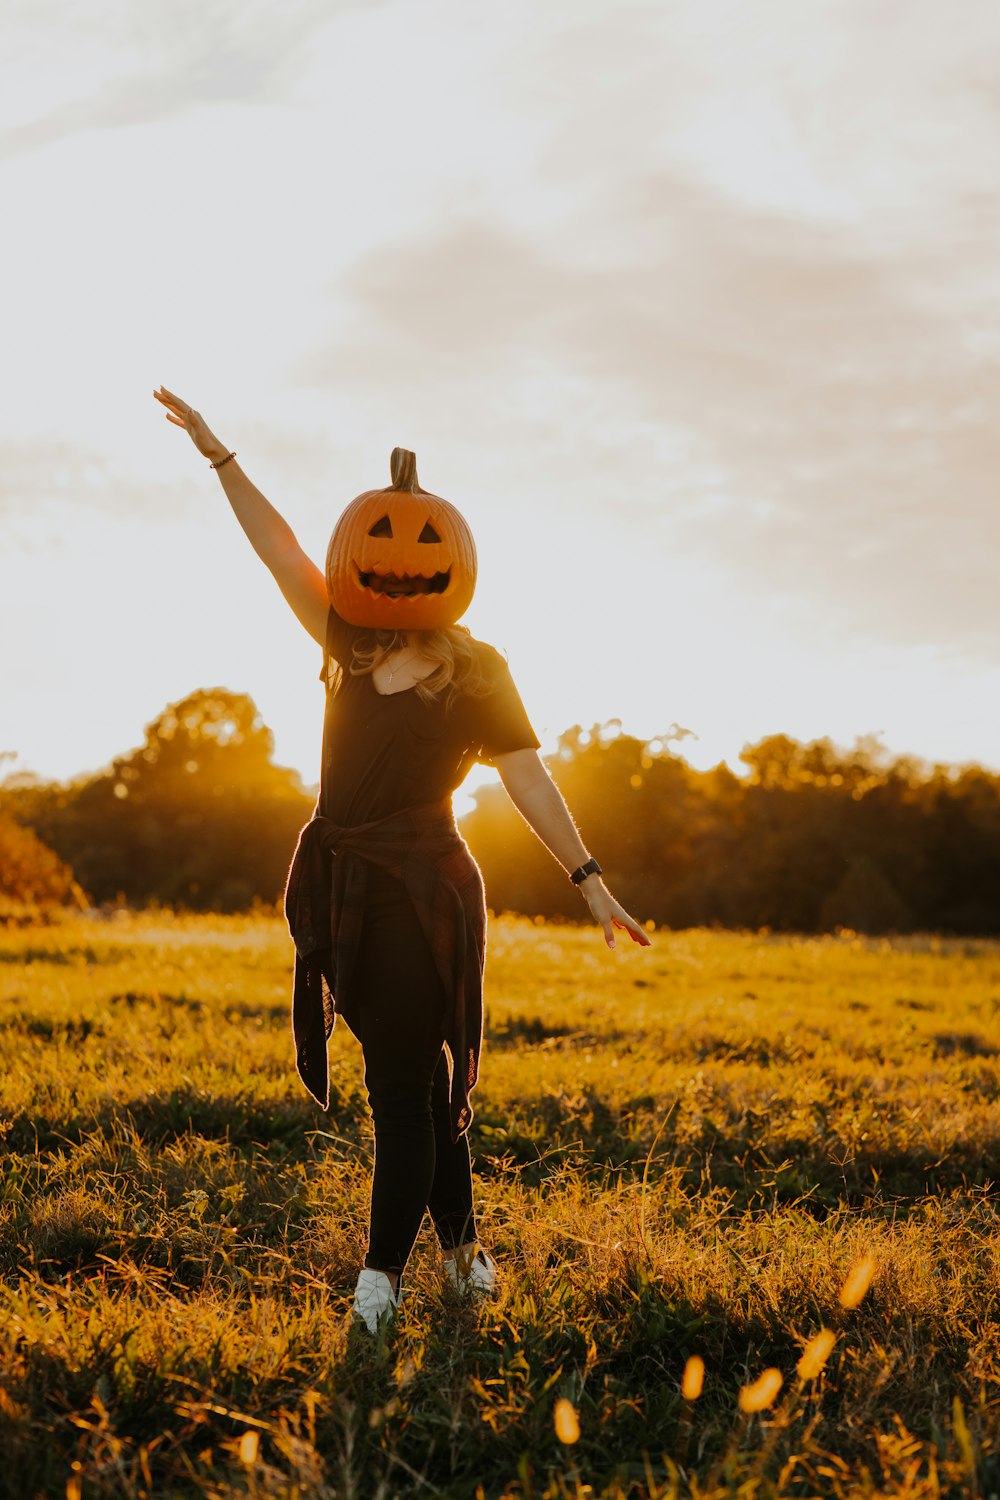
[629,924,653,946]
[613,913,653,947]
[164,413,186,426]
[158,389,190,415]
[603,920,615,950]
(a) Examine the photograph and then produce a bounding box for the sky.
[2,0,999,816]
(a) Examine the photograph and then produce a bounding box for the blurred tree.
[0,815,88,915]
[819,853,914,934]
[461,722,1000,936]
[921,765,1000,933]
[3,689,313,910]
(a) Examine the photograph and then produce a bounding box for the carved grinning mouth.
[355,564,451,598]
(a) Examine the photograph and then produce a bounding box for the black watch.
[570,857,603,885]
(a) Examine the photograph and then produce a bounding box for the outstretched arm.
[153,385,328,645]
[491,747,652,949]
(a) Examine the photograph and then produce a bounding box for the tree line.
[2,690,997,934]
[464,722,999,935]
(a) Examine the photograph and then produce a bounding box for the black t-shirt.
[319,606,540,827]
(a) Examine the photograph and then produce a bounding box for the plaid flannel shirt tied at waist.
[283,799,487,1142]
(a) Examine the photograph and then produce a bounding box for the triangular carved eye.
[418,521,441,543]
[368,515,393,538]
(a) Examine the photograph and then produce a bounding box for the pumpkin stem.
[389,447,421,491]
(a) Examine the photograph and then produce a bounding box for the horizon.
[3,685,991,829]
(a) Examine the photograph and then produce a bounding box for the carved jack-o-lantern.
[325,448,477,629]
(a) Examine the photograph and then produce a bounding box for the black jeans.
[340,861,478,1282]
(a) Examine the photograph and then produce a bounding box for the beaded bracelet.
[210,450,237,470]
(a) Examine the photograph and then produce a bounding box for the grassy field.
[1,912,998,1499]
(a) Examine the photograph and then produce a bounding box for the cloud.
[0,0,369,160]
[288,173,1000,662]
[6,0,999,675]
[0,437,200,527]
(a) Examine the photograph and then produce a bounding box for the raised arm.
[153,385,328,645]
[491,747,652,950]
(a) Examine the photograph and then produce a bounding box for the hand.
[580,877,652,950]
[153,385,226,461]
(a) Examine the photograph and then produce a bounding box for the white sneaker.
[443,1247,498,1298]
[352,1268,400,1335]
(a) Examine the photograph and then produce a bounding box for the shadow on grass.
[485,1016,634,1049]
[4,1084,368,1157]
[8,1058,1000,1221]
[468,1089,1000,1210]
[931,1030,999,1058]
[0,992,289,1038]
[107,990,291,1020]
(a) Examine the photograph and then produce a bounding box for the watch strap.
[570,857,603,885]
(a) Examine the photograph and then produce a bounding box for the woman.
[153,385,651,1336]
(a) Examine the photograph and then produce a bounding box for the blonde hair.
[340,624,494,709]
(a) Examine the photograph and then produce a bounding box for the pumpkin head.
[325,447,477,629]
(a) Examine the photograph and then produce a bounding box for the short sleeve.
[471,646,541,764]
[319,604,362,686]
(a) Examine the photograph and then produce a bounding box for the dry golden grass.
[0,912,998,1497]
